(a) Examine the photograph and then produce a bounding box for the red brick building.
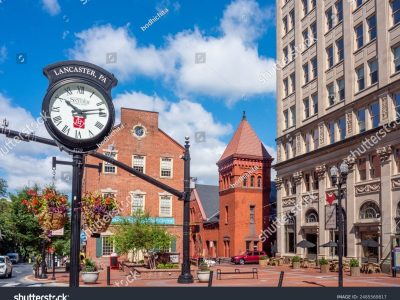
[190,114,274,258]
[83,108,184,263]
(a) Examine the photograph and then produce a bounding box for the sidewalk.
[26,264,400,287]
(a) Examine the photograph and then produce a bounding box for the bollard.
[278,271,284,287]
[208,270,213,287]
[107,266,111,286]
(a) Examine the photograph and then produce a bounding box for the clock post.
[42,61,117,287]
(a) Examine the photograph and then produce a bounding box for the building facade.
[190,114,274,258]
[275,0,400,271]
[83,108,184,264]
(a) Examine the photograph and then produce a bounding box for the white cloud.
[41,0,61,16]
[68,0,276,104]
[113,91,232,183]
[0,93,70,191]
[0,46,7,63]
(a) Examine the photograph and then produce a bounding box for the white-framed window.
[283,78,289,97]
[393,45,400,73]
[369,59,378,85]
[160,157,173,178]
[159,195,172,217]
[303,29,310,49]
[336,37,344,62]
[311,56,318,79]
[328,121,335,144]
[338,116,346,141]
[327,45,334,69]
[289,9,295,29]
[356,65,365,91]
[290,106,296,127]
[131,193,145,213]
[336,0,343,23]
[370,101,380,129]
[283,16,288,35]
[290,72,296,93]
[326,7,333,31]
[101,189,116,199]
[391,0,400,26]
[337,78,345,101]
[284,109,289,129]
[303,97,310,119]
[367,14,377,41]
[357,108,366,133]
[103,151,117,174]
[310,22,317,43]
[102,236,115,256]
[132,155,146,173]
[311,93,318,115]
[394,92,400,119]
[303,63,309,84]
[355,23,364,50]
[327,83,335,106]
[313,129,319,150]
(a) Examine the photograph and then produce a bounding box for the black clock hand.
[65,100,83,114]
[79,108,104,113]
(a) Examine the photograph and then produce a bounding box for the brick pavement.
[26,264,400,287]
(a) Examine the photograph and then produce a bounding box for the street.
[0,263,66,287]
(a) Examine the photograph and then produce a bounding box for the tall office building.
[275,0,400,271]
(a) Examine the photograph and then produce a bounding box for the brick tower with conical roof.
[217,112,273,257]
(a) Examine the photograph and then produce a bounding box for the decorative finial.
[2,118,9,129]
[242,111,246,120]
[185,136,190,141]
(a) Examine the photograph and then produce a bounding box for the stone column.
[294,171,304,257]
[275,178,284,256]
[377,145,393,272]
[344,156,357,258]
[316,164,329,258]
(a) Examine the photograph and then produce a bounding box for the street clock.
[42,61,118,153]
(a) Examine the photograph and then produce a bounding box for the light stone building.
[275,0,400,271]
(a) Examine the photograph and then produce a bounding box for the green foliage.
[156,263,179,269]
[319,258,329,265]
[0,178,7,197]
[0,183,71,261]
[198,262,210,271]
[292,256,301,263]
[113,211,176,262]
[350,258,359,268]
[259,255,269,260]
[82,258,97,272]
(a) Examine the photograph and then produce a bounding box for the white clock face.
[49,82,110,140]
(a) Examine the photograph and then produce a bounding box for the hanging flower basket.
[22,187,68,231]
[81,192,119,234]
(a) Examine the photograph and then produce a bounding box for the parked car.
[6,253,19,264]
[231,250,267,265]
[0,256,13,278]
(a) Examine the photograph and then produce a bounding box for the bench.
[216,268,258,280]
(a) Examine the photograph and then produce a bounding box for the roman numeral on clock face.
[64,87,72,95]
[62,125,70,135]
[96,101,103,106]
[77,86,85,94]
[95,121,104,130]
[89,130,94,137]
[52,106,60,113]
[75,130,82,139]
[52,116,62,126]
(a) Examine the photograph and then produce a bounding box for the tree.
[0,178,7,198]
[113,211,175,268]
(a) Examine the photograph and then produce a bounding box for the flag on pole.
[326,192,336,206]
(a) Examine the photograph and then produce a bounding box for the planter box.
[350,267,360,277]
[197,270,211,282]
[320,264,329,273]
[81,272,99,284]
[292,262,300,269]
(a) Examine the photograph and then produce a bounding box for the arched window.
[305,209,319,223]
[250,176,255,187]
[359,201,380,219]
[257,176,262,187]
[243,175,248,187]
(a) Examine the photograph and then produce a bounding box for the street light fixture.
[330,161,348,288]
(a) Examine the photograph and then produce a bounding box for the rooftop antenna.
[242,111,246,120]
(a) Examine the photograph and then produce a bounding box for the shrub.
[198,262,210,271]
[156,263,179,269]
[259,255,269,260]
[82,258,97,272]
[292,256,301,263]
[319,258,329,265]
[350,258,359,268]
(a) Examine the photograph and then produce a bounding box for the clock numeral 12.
[52,107,60,113]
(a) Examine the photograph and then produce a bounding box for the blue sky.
[0,0,276,191]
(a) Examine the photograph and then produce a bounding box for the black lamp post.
[330,162,348,288]
[178,137,194,284]
[39,238,48,279]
